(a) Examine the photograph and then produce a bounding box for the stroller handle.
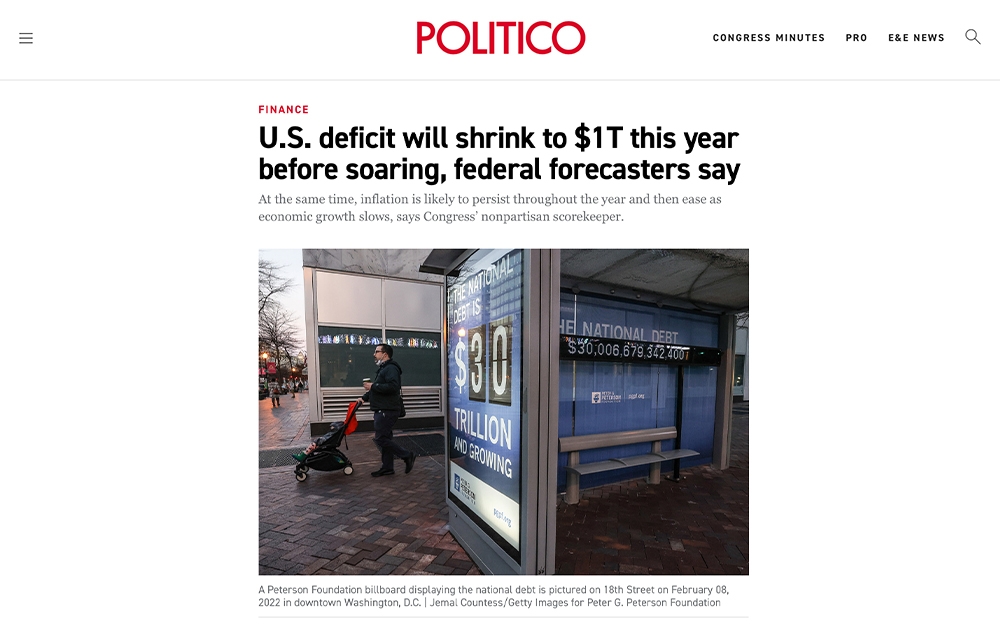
[344,401,359,436]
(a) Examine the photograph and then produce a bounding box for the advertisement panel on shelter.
[446,249,523,562]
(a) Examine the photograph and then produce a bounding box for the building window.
[317,326,383,387]
[385,330,442,387]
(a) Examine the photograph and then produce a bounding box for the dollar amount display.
[560,335,722,366]
[455,316,514,405]
[455,325,487,402]
[574,124,626,151]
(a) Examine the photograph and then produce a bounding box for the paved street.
[259,395,749,575]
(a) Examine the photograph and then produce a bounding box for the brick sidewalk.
[259,390,314,450]
[259,438,480,575]
[553,405,749,575]
[259,399,749,576]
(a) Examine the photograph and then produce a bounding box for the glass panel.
[385,280,442,330]
[559,290,720,347]
[316,272,382,326]
[317,326,383,388]
[681,366,718,467]
[384,330,442,387]
[446,248,524,562]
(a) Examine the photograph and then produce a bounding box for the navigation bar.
[1,2,995,80]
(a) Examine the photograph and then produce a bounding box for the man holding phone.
[358,343,416,477]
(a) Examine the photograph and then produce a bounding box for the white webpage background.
[2,1,998,623]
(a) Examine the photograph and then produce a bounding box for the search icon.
[966,29,981,44]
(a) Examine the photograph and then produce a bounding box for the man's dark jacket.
[361,359,403,411]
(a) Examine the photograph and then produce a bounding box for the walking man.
[358,343,416,477]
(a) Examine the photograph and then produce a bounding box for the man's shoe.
[371,468,395,477]
[404,452,416,474]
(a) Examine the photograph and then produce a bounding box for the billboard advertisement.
[446,249,523,562]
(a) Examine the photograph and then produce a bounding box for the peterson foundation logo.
[591,391,623,404]
[454,474,477,504]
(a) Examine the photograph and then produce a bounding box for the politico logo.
[417,21,585,55]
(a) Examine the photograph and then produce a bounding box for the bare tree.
[259,258,295,316]
[736,311,749,329]
[259,305,303,382]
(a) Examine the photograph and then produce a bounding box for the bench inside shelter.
[558,426,697,505]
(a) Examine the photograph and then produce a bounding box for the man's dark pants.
[373,409,409,471]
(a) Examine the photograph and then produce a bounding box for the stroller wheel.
[294,470,308,482]
[343,465,354,475]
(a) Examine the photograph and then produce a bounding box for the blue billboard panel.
[557,292,720,490]
[559,292,720,348]
[447,250,523,561]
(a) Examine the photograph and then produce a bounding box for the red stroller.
[293,401,359,481]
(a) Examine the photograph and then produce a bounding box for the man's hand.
[363,382,372,391]
[357,397,365,406]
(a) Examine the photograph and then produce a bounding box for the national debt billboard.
[446,249,523,564]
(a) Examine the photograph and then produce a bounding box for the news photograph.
[259,249,749,576]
